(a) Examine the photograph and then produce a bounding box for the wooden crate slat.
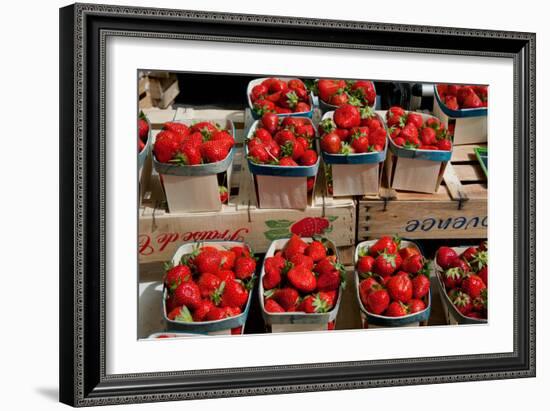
[453,163,485,183]
[442,163,469,202]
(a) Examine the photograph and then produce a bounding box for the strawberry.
[386,106,406,127]
[461,247,478,262]
[254,128,273,144]
[163,121,190,137]
[350,80,376,106]
[317,117,336,135]
[165,293,178,313]
[216,270,235,283]
[264,298,285,313]
[192,300,214,321]
[191,121,218,136]
[183,131,204,148]
[449,257,471,273]
[253,99,276,116]
[153,130,182,163]
[204,306,226,321]
[220,250,236,270]
[351,133,370,153]
[251,83,268,101]
[283,234,308,259]
[478,266,488,285]
[451,291,473,316]
[386,272,413,303]
[406,113,423,129]
[290,217,330,237]
[472,289,487,313]
[261,112,279,134]
[197,272,222,300]
[305,241,327,262]
[167,305,194,322]
[138,118,149,141]
[221,279,249,308]
[234,256,256,280]
[436,247,458,269]
[195,248,221,274]
[401,254,423,274]
[412,273,430,299]
[263,264,282,290]
[462,274,486,299]
[400,124,419,143]
[210,130,235,151]
[287,265,317,293]
[298,293,331,313]
[445,95,460,110]
[295,124,315,139]
[200,140,229,163]
[359,277,380,307]
[289,253,314,270]
[441,267,464,290]
[357,254,375,275]
[273,288,300,311]
[317,267,344,291]
[385,301,408,317]
[409,298,426,313]
[296,136,310,151]
[218,186,229,204]
[334,104,361,129]
[318,79,346,102]
[300,149,318,166]
[368,127,387,148]
[229,246,250,258]
[164,264,192,292]
[437,139,452,151]
[278,157,298,166]
[319,290,337,308]
[373,252,402,277]
[369,236,399,256]
[170,144,202,166]
[282,140,305,161]
[173,281,202,310]
[248,143,271,164]
[420,127,437,146]
[306,176,315,193]
[469,250,488,272]
[320,132,342,154]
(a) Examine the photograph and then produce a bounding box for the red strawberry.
[234,256,256,280]
[204,306,226,321]
[254,128,273,144]
[386,106,406,127]
[230,246,250,258]
[359,277,380,306]
[334,104,361,129]
[386,272,413,303]
[273,288,300,311]
[369,236,399,256]
[385,301,408,317]
[299,293,331,313]
[319,290,337,308]
[253,99,276,115]
[449,257,471,273]
[462,274,486,299]
[173,281,202,310]
[320,132,342,154]
[300,149,318,166]
[165,293,178,313]
[164,265,192,291]
[221,279,249,308]
[472,290,487,313]
[171,144,202,165]
[200,140,229,163]
[436,247,458,269]
[306,176,315,193]
[264,298,285,313]
[357,255,375,275]
[210,130,235,151]
[163,121,190,137]
[461,246,478,262]
[351,80,376,105]
[478,266,488,286]
[220,250,236,270]
[400,124,419,142]
[287,265,317,293]
[283,234,308,259]
[295,102,311,113]
[191,121,218,136]
[469,249,488,272]
[365,286,390,315]
[216,270,235,283]
[282,140,305,161]
[369,127,387,148]
[437,139,452,151]
[138,118,149,141]
[296,136,310,151]
[192,300,214,321]
[409,298,426,313]
[261,112,279,134]
[290,217,331,237]
[305,241,327,262]
[167,305,193,322]
[317,267,343,291]
[441,267,464,290]
[295,124,315,139]
[251,83,268,101]
[420,127,437,146]
[278,157,298,166]
[274,129,295,146]
[153,130,182,163]
[248,143,270,164]
[412,274,430,299]
[406,113,423,129]
[445,95,459,110]
[289,253,314,270]
[195,248,221,274]
[351,133,370,153]
[373,252,402,277]
[451,291,473,316]
[197,272,222,300]
[399,246,420,260]
[318,79,346,102]
[401,254,424,274]
[218,186,229,204]
[334,128,351,142]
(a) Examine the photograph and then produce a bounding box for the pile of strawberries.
[153,121,235,165]
[250,78,311,115]
[262,235,345,314]
[317,79,376,107]
[357,236,430,318]
[437,84,488,110]
[436,242,488,320]
[385,107,452,151]
[319,105,387,155]
[164,244,257,324]
[138,113,149,153]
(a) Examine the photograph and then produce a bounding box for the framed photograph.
[59,3,535,407]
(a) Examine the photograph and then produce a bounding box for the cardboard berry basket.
[321,111,387,197]
[138,116,152,178]
[153,119,236,213]
[317,81,377,114]
[433,85,488,145]
[245,118,320,209]
[354,239,431,328]
[385,112,453,194]
[432,245,487,325]
[247,77,314,120]
[162,241,253,335]
[259,237,343,333]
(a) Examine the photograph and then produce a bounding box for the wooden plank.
[148,77,163,100]
[358,199,487,240]
[451,144,486,162]
[138,77,148,96]
[442,163,469,202]
[158,79,180,109]
[453,163,485,183]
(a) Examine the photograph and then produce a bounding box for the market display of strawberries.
[317,79,376,107]
[319,105,387,155]
[249,78,312,115]
[247,113,318,168]
[164,244,256,323]
[437,84,488,110]
[356,237,430,318]
[385,107,452,151]
[138,112,149,153]
[436,242,488,320]
[262,235,345,314]
[153,121,235,165]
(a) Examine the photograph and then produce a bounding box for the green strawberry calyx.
[211,281,226,306]
[174,306,193,323]
[312,294,330,313]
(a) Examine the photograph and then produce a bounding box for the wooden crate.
[139,72,180,110]
[358,144,487,240]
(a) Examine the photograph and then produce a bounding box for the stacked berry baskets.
[354,237,432,328]
[162,241,257,335]
[259,235,345,333]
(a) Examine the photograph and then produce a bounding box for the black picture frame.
[59,3,536,407]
